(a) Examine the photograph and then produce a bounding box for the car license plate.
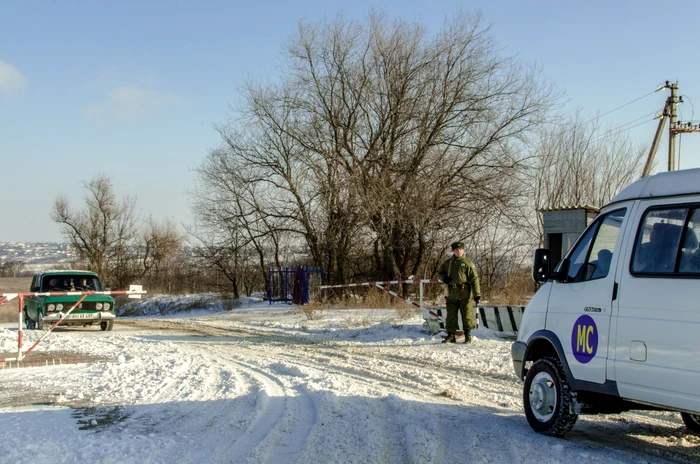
[67,313,95,319]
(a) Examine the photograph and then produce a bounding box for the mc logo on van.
[571,315,598,363]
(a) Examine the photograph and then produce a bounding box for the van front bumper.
[511,341,527,380]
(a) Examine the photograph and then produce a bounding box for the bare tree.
[0,260,25,277]
[522,112,647,245]
[195,11,557,288]
[51,174,140,287]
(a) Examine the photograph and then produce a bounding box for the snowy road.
[0,304,698,463]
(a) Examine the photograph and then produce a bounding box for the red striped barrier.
[372,283,442,321]
[1,287,146,362]
[319,278,445,324]
[320,279,439,289]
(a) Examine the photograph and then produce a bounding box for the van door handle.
[612,282,619,301]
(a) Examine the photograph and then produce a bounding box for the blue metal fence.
[268,266,324,304]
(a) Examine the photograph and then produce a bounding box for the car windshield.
[41,275,103,292]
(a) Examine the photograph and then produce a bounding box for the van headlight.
[104,303,111,310]
[56,304,63,311]
[47,304,55,311]
[95,303,103,310]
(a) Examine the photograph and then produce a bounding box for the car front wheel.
[100,321,114,331]
[24,308,35,330]
[681,412,700,434]
[35,311,44,330]
[523,357,578,437]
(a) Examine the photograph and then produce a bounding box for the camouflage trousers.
[445,297,475,334]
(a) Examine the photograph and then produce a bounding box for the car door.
[615,202,700,413]
[546,209,628,384]
[25,274,41,321]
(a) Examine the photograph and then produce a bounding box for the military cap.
[451,241,465,250]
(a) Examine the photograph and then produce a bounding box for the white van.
[512,168,700,437]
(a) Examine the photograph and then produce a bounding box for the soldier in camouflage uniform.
[437,241,481,344]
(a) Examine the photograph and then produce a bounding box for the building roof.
[611,168,700,204]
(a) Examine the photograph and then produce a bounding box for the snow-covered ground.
[0,297,698,464]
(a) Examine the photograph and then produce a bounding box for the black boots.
[442,332,471,344]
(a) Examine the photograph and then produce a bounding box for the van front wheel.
[681,413,700,434]
[523,357,578,437]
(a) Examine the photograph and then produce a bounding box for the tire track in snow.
[207,350,317,464]
[119,318,700,463]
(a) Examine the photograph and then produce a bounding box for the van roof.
[611,168,700,204]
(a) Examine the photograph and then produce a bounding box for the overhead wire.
[683,95,695,121]
[591,116,657,143]
[581,88,662,126]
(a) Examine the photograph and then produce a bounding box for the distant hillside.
[0,242,76,274]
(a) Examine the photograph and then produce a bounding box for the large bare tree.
[195,11,556,286]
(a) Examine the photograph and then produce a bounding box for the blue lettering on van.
[571,315,598,363]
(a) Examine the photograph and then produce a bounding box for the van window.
[678,209,700,274]
[632,208,688,274]
[565,209,626,283]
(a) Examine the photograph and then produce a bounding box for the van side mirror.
[533,248,551,284]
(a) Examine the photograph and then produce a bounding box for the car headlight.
[56,304,63,311]
[104,303,111,310]
[47,304,55,311]
[95,303,103,310]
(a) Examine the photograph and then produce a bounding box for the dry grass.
[486,270,536,306]
[303,287,425,323]
[0,277,32,322]
[328,288,425,310]
[0,277,32,293]
[394,307,420,320]
[340,314,373,328]
[299,301,325,320]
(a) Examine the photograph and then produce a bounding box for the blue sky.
[2,0,700,242]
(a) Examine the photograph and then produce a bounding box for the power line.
[683,95,695,121]
[601,110,659,133]
[582,88,661,126]
[592,117,656,143]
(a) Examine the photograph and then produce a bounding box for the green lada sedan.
[24,270,116,331]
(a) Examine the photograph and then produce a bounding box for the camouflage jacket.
[438,255,481,301]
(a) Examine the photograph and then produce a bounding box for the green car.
[24,270,116,331]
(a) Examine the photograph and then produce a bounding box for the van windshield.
[41,275,103,292]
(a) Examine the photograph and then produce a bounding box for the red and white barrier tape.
[1,291,141,298]
[0,294,18,305]
[320,278,439,289]
[319,278,444,321]
[372,283,443,321]
[23,293,90,357]
[0,288,146,362]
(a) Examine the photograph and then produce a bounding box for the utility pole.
[642,81,700,177]
[668,82,678,172]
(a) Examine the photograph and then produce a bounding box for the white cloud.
[84,85,184,121]
[0,61,27,98]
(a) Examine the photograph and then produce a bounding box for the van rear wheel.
[523,357,578,437]
[681,412,700,434]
